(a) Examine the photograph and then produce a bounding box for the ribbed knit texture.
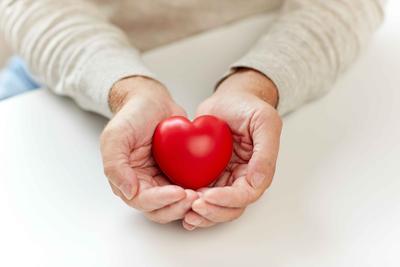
[0,0,385,117]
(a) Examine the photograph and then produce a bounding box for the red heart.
[152,115,233,190]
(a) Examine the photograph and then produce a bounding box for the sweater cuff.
[75,48,156,118]
[217,52,296,116]
[220,0,385,116]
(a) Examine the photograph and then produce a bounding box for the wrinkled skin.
[100,69,282,229]
[100,77,198,224]
[183,70,282,230]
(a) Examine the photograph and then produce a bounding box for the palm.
[126,131,171,191]
[209,128,251,188]
[197,92,260,188]
[101,94,187,202]
[119,97,185,191]
[101,79,199,224]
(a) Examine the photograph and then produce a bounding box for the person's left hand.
[182,69,282,230]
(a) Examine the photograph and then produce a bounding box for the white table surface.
[1,2,400,267]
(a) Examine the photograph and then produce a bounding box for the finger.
[182,220,197,231]
[192,199,244,223]
[202,178,255,208]
[145,190,198,224]
[183,211,216,230]
[152,175,172,186]
[214,171,232,187]
[129,185,186,212]
[104,162,138,200]
[118,179,152,206]
[247,109,282,194]
[108,180,122,198]
[101,129,138,200]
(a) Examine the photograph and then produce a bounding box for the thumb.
[100,127,139,200]
[104,162,138,200]
[247,110,282,195]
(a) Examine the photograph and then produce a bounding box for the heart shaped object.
[152,115,233,190]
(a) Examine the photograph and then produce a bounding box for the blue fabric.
[0,57,40,100]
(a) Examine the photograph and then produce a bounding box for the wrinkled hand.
[183,69,282,230]
[100,77,198,224]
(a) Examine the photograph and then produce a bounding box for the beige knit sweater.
[0,0,385,117]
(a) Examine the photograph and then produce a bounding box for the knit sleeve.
[227,0,386,115]
[0,0,156,118]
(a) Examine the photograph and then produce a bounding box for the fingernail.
[120,182,134,200]
[187,216,203,226]
[251,173,265,189]
[185,223,196,231]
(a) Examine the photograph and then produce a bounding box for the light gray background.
[0,2,399,266]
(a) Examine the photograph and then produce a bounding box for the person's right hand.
[100,76,198,224]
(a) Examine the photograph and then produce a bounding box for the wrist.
[216,68,279,108]
[109,76,171,113]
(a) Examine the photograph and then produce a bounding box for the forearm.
[0,0,154,117]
